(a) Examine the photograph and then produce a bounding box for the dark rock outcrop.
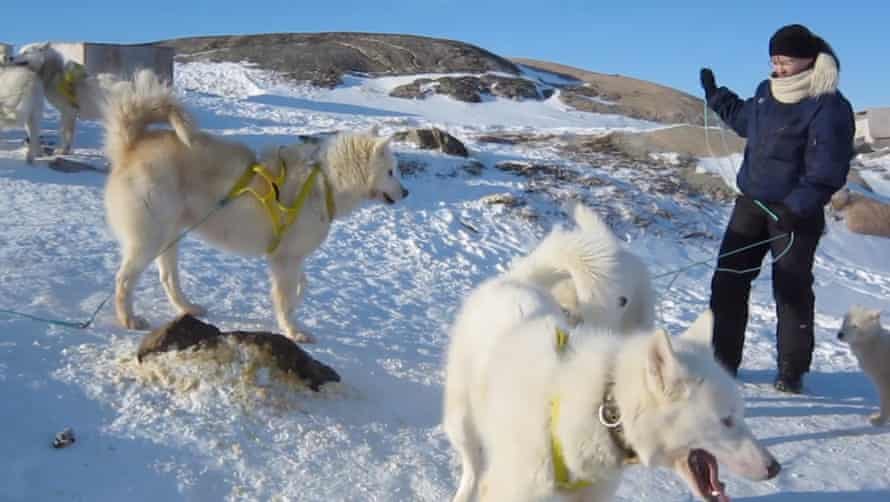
[393,127,469,157]
[159,33,519,87]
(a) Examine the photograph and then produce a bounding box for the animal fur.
[15,42,125,154]
[0,61,44,163]
[102,69,408,343]
[830,188,890,238]
[838,306,890,426]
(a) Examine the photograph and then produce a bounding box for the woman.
[700,24,855,393]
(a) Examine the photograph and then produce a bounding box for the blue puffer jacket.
[708,80,855,217]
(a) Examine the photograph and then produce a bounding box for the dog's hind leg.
[869,377,890,426]
[157,242,206,318]
[58,110,75,154]
[445,411,483,502]
[268,256,315,343]
[24,104,41,164]
[115,243,155,330]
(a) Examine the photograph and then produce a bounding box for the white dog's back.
[0,67,43,126]
[0,66,44,162]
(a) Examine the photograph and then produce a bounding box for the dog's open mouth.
[383,193,396,204]
[689,449,730,502]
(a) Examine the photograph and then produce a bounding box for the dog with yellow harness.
[14,42,125,154]
[444,257,781,501]
[102,69,408,343]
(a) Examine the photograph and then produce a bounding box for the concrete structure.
[50,42,174,81]
[856,108,890,146]
[0,43,12,64]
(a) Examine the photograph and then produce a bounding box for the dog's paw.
[286,330,318,344]
[124,315,151,331]
[869,413,887,426]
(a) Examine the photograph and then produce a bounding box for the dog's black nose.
[766,459,781,479]
[837,332,844,340]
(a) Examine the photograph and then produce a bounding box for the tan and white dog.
[102,70,408,343]
[838,306,890,426]
[15,42,125,154]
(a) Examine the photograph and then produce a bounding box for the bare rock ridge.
[158,32,519,88]
[157,32,709,126]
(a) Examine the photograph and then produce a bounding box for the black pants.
[709,196,825,377]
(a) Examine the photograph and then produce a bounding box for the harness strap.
[227,157,336,254]
[57,63,86,109]
[549,328,639,493]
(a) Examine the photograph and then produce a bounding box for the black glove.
[700,68,717,101]
[773,205,798,234]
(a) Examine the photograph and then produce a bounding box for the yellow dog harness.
[550,327,594,491]
[549,327,638,493]
[57,62,87,109]
[226,156,336,254]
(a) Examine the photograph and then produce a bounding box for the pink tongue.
[705,454,731,502]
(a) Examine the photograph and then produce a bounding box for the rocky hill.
[158,32,745,155]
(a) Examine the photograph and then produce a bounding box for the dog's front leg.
[269,255,315,343]
[870,379,890,426]
[24,107,41,164]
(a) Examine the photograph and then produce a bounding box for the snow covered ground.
[1,62,889,501]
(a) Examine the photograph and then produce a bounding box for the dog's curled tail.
[103,69,195,167]
[509,203,623,303]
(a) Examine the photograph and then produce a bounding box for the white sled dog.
[838,306,890,426]
[532,202,655,332]
[15,42,125,154]
[103,70,408,342]
[444,301,780,501]
[0,57,44,163]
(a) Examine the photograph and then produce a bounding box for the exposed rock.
[393,127,469,157]
[512,58,709,126]
[563,126,744,162]
[138,315,340,391]
[479,74,540,100]
[160,33,519,85]
[461,160,485,176]
[481,192,525,208]
[390,74,539,103]
[397,158,427,176]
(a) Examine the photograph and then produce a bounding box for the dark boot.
[774,363,804,394]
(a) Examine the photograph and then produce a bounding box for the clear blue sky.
[5,1,888,109]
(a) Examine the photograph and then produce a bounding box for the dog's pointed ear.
[680,309,714,347]
[646,328,679,394]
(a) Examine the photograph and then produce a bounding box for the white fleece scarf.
[769,52,839,104]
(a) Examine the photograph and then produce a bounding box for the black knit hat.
[769,24,821,58]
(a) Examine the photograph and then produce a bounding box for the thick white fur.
[444,291,779,502]
[838,306,890,426]
[531,202,655,331]
[15,43,126,154]
[102,69,408,342]
[0,62,44,163]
